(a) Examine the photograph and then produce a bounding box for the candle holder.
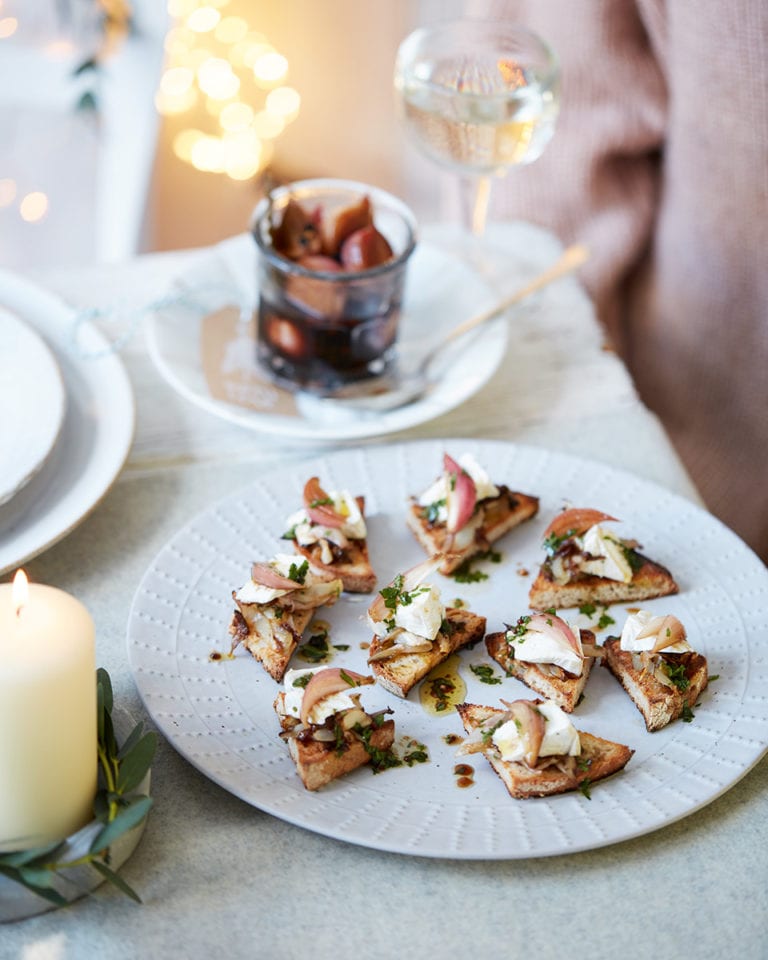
[0,670,155,922]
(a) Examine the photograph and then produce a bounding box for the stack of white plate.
[0,272,134,575]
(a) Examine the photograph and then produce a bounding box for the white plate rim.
[0,269,135,575]
[125,438,768,859]
[143,241,508,442]
[0,306,66,505]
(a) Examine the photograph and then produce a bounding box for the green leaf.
[117,720,145,759]
[0,865,69,906]
[91,860,143,904]
[73,57,98,77]
[97,667,113,713]
[0,840,64,868]
[89,796,153,855]
[116,732,157,794]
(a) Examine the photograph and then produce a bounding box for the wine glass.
[394,19,560,239]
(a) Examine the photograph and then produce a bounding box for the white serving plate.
[126,439,768,859]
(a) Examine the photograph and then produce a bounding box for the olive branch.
[0,668,156,906]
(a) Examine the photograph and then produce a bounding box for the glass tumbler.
[252,178,417,395]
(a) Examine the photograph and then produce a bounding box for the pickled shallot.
[525,612,582,658]
[303,477,346,528]
[636,613,687,652]
[249,562,304,591]
[443,453,477,533]
[542,508,618,542]
[299,667,372,725]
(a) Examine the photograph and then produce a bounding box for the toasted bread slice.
[228,605,315,681]
[456,702,633,799]
[274,693,396,791]
[407,486,539,575]
[288,494,376,593]
[602,637,708,731]
[529,552,678,611]
[292,496,376,594]
[369,608,486,698]
[485,629,597,713]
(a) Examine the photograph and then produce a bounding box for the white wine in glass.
[394,20,560,237]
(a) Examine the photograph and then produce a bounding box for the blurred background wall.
[0,0,467,270]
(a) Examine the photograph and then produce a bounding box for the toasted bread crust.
[292,496,376,593]
[456,702,633,798]
[407,486,539,575]
[369,608,487,698]
[274,693,396,791]
[601,637,708,731]
[485,629,597,713]
[528,553,678,611]
[229,605,314,681]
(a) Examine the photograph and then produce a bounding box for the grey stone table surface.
[3,225,766,960]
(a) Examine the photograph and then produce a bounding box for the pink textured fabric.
[473,0,768,562]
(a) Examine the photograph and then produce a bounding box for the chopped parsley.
[427,675,456,712]
[287,559,309,584]
[282,524,298,541]
[403,744,429,767]
[709,674,720,682]
[481,720,503,745]
[505,614,532,644]
[470,663,502,685]
[578,602,614,631]
[543,528,576,554]
[681,703,696,723]
[352,721,402,773]
[578,778,593,799]
[291,674,312,688]
[298,631,330,663]
[422,498,446,524]
[333,720,347,756]
[333,644,350,652]
[339,668,359,687]
[309,496,334,508]
[452,549,502,584]
[662,659,690,692]
[611,538,644,572]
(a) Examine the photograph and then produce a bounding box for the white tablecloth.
[4,223,765,960]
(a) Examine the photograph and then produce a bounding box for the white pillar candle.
[0,571,97,851]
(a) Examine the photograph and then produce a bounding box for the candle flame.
[12,569,29,616]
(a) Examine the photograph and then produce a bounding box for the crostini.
[228,554,342,681]
[274,666,396,790]
[485,610,603,712]
[367,557,486,698]
[601,610,708,731]
[283,476,376,593]
[456,697,633,799]
[406,452,539,575]
[529,508,678,610]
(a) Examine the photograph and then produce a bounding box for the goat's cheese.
[620,610,692,654]
[507,618,583,676]
[282,668,357,724]
[492,700,581,762]
[579,525,633,583]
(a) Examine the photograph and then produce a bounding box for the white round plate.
[126,439,768,859]
[144,241,507,442]
[0,306,66,505]
[0,270,134,575]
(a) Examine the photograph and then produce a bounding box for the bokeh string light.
[157,0,300,182]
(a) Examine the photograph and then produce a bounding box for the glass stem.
[460,175,493,237]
